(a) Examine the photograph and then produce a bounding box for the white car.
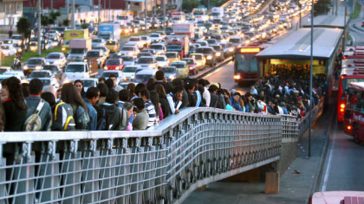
[81,78,98,92]
[39,77,60,95]
[101,70,124,84]
[140,36,151,47]
[92,38,106,48]
[11,35,23,46]
[45,52,67,68]
[150,43,166,55]
[0,70,26,81]
[119,46,139,57]
[121,56,136,66]
[28,70,53,79]
[122,65,138,81]
[64,62,90,81]
[0,44,17,56]
[126,36,144,49]
[136,56,158,69]
[155,55,169,68]
[134,68,157,84]
[149,33,163,42]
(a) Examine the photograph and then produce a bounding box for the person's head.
[123,102,134,117]
[29,78,43,95]
[208,84,219,94]
[155,84,167,98]
[185,80,196,93]
[1,80,9,101]
[119,89,130,102]
[41,92,56,107]
[105,89,119,104]
[61,83,87,111]
[86,87,100,105]
[134,83,146,96]
[174,86,184,101]
[109,74,118,87]
[22,82,30,98]
[1,77,26,110]
[74,80,84,95]
[133,97,145,112]
[127,83,136,96]
[97,83,109,98]
[233,92,241,102]
[155,70,165,81]
[98,77,106,84]
[56,88,62,99]
[138,88,150,100]
[146,78,156,91]
[105,78,114,90]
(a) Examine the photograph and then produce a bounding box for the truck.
[98,23,121,41]
[62,29,89,52]
[211,7,224,20]
[172,23,195,39]
[166,35,189,58]
[67,39,92,62]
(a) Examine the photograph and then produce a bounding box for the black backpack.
[97,104,121,130]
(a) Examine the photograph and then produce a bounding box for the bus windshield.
[342,78,364,90]
[235,54,258,72]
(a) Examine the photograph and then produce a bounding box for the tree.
[63,19,70,27]
[16,17,31,42]
[182,0,199,12]
[314,0,331,15]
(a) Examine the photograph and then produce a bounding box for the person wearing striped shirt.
[138,88,157,128]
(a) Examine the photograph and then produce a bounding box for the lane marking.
[321,121,338,191]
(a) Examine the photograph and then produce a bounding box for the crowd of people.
[0,70,325,132]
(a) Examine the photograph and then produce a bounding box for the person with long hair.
[155,84,171,118]
[61,83,89,130]
[1,77,27,131]
[74,80,86,98]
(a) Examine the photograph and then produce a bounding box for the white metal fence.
[0,105,320,204]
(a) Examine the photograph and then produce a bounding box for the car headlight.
[104,66,108,70]
[23,65,28,70]
[216,52,221,57]
[169,75,175,80]
[207,55,213,60]
[35,65,42,70]
[229,47,234,52]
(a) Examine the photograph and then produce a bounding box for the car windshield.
[12,36,22,40]
[229,38,241,43]
[122,47,134,51]
[117,16,128,20]
[137,58,154,64]
[82,80,96,87]
[162,68,176,73]
[183,59,193,64]
[1,45,9,49]
[66,64,85,72]
[150,34,159,38]
[150,45,164,50]
[29,42,37,46]
[30,72,50,78]
[212,46,222,51]
[171,63,185,68]
[196,48,213,54]
[87,51,100,57]
[102,72,119,78]
[166,53,178,58]
[27,59,43,65]
[39,79,51,86]
[207,40,216,44]
[43,65,58,72]
[193,55,203,60]
[92,39,102,43]
[129,37,140,41]
[106,41,116,45]
[167,45,182,50]
[123,66,137,72]
[136,74,153,82]
[122,56,134,62]
[70,49,85,54]
[46,54,61,59]
[106,60,120,65]
[156,56,166,61]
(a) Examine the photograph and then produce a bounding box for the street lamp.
[341,0,347,50]
[308,0,314,158]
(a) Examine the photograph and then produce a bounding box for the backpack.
[97,104,121,130]
[73,106,90,130]
[24,99,45,131]
[52,101,76,131]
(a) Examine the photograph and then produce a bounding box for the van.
[64,62,90,81]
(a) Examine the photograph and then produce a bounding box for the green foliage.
[351,1,361,19]
[2,46,63,66]
[16,17,31,39]
[314,0,331,15]
[81,24,89,29]
[182,0,200,12]
[63,19,70,27]
[41,15,50,26]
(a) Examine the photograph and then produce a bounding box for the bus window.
[235,54,258,72]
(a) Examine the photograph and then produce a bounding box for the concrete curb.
[191,57,232,80]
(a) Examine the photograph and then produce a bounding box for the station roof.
[257,28,343,59]
[349,82,364,91]
[301,15,347,29]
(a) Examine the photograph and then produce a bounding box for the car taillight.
[233,74,240,80]
[346,125,352,130]
[340,103,345,112]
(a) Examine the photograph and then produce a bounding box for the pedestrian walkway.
[183,106,334,204]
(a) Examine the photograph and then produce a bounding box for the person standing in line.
[84,87,100,130]
[132,98,149,130]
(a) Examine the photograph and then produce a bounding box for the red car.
[104,59,124,70]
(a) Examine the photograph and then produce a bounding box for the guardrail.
[0,107,282,204]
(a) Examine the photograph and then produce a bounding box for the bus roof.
[349,82,364,91]
[311,191,364,204]
[301,15,347,29]
[257,28,343,59]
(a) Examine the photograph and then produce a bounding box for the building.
[0,0,25,28]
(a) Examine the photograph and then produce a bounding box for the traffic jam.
[0,0,311,94]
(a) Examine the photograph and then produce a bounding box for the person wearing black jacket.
[155,84,171,118]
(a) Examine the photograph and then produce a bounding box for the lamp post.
[38,0,42,55]
[308,0,314,158]
[342,0,347,50]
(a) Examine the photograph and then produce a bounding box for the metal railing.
[0,107,283,204]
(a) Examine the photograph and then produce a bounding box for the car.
[121,56,136,66]
[11,34,23,46]
[93,46,110,58]
[104,58,124,70]
[165,52,180,64]
[190,53,206,70]
[105,40,119,53]
[160,66,177,81]
[137,52,154,58]
[45,52,67,68]
[101,70,124,84]
[228,36,243,47]
[0,70,25,82]
[134,68,157,84]
[81,78,98,92]
[211,45,225,61]
[122,65,138,81]
[23,57,46,72]
[28,70,53,79]
[86,50,107,68]
[150,43,167,55]
[29,41,39,52]
[0,44,17,56]
[126,36,144,49]
[64,62,90,81]
[119,46,139,57]
[38,77,60,96]
[150,33,163,42]
[12,43,23,53]
[136,56,158,69]
[140,36,151,47]
[155,55,169,68]
[182,58,199,75]
[195,47,216,66]
[170,61,189,78]
[92,38,106,48]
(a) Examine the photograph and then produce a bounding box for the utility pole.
[98,0,101,24]
[51,0,54,13]
[308,0,314,158]
[72,0,75,29]
[38,0,42,55]
[145,0,147,29]
[109,0,111,21]
[342,0,347,50]
[66,0,69,23]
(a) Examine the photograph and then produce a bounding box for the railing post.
[99,139,116,203]
[81,139,100,203]
[0,143,6,204]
